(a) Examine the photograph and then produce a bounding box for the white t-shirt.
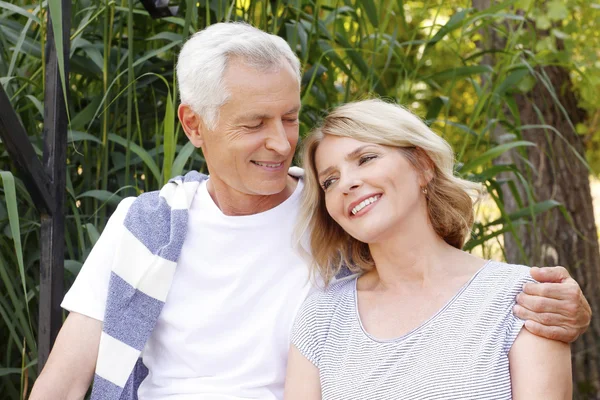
[62,178,313,399]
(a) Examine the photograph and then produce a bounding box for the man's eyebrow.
[234,113,270,123]
[317,145,378,179]
[284,106,301,115]
[235,106,300,123]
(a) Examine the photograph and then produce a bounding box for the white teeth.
[253,161,282,168]
[351,195,381,215]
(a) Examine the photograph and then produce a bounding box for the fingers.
[515,292,576,316]
[523,320,575,343]
[522,280,580,301]
[529,266,571,283]
[513,304,570,326]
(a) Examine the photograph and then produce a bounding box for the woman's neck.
[364,221,480,291]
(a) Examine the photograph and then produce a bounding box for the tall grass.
[0,0,581,397]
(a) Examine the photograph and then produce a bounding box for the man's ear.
[178,104,205,148]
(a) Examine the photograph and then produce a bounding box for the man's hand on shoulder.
[512,266,591,343]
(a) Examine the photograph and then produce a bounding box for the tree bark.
[513,65,600,398]
[472,1,600,397]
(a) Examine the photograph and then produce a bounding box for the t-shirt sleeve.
[502,265,537,355]
[61,197,136,321]
[290,290,326,368]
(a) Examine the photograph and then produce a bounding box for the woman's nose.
[340,175,362,194]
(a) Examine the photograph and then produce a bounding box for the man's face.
[198,59,301,197]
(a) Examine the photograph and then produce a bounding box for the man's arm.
[29,313,102,399]
[513,266,591,343]
[509,327,572,399]
[284,345,321,400]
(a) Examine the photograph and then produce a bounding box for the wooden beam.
[0,87,54,215]
[140,0,179,18]
[37,0,70,373]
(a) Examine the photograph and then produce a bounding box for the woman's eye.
[322,178,337,190]
[359,155,377,165]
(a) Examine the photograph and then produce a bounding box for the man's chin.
[250,176,291,196]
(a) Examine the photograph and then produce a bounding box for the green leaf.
[317,40,353,78]
[425,96,449,123]
[25,95,43,117]
[64,260,83,276]
[0,368,21,377]
[425,65,493,82]
[494,68,530,96]
[68,130,102,145]
[8,14,35,78]
[428,8,471,46]
[108,133,161,182]
[162,93,176,184]
[460,141,536,173]
[171,142,197,178]
[85,223,100,247]
[48,0,68,118]
[485,200,564,227]
[535,14,551,30]
[70,96,102,130]
[0,1,40,24]
[76,190,123,207]
[0,24,41,58]
[0,171,28,320]
[360,0,379,28]
[547,0,568,21]
[146,32,183,42]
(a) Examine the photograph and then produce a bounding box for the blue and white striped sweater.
[90,170,208,400]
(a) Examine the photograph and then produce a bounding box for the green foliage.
[0,0,596,397]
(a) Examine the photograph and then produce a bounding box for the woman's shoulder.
[479,260,535,284]
[468,260,537,303]
[300,274,358,315]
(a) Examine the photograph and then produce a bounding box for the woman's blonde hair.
[296,99,483,286]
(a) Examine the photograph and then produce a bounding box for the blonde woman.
[284,99,572,399]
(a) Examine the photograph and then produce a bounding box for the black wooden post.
[0,88,54,215]
[140,0,179,18]
[37,0,70,372]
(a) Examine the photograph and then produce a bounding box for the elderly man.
[31,22,591,400]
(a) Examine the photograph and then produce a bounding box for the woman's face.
[314,134,428,244]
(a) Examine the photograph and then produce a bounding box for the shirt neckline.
[196,177,303,223]
[353,260,493,343]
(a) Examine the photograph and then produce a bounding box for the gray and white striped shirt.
[291,261,535,399]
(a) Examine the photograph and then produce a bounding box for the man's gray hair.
[177,22,301,130]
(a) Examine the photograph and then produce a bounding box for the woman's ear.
[178,104,206,148]
[413,147,435,186]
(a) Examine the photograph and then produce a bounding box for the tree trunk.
[513,65,600,398]
[472,1,600,397]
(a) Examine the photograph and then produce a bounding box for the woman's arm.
[509,327,572,399]
[284,345,322,400]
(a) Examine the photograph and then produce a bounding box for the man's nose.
[265,120,292,155]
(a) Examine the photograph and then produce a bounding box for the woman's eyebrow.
[317,166,335,179]
[345,145,378,160]
[317,145,378,178]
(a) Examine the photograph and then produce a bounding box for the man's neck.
[206,175,298,216]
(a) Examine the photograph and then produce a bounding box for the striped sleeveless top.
[291,261,535,399]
